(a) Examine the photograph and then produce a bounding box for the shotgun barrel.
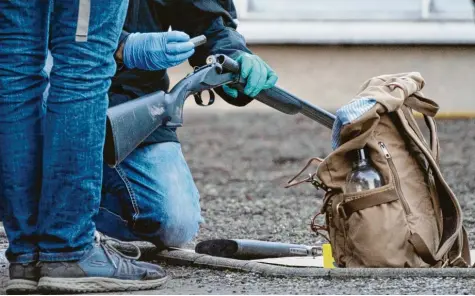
[211,54,337,129]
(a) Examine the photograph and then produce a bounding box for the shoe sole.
[6,279,38,295]
[37,276,168,293]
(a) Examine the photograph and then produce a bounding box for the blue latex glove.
[123,31,195,71]
[222,52,278,98]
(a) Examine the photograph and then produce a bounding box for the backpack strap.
[338,189,399,219]
[423,115,441,164]
[403,94,440,163]
[396,109,469,267]
[450,226,471,267]
[401,106,429,148]
[404,95,439,117]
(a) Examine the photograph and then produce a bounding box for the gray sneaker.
[37,233,167,293]
[6,262,39,294]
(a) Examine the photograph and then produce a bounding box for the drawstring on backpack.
[285,157,329,192]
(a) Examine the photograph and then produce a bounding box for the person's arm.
[169,0,278,106]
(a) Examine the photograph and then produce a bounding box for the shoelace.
[94,231,141,269]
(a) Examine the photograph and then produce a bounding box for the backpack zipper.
[378,142,411,215]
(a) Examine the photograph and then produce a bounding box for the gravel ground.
[2,111,475,294]
[164,111,475,295]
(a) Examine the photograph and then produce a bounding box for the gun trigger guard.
[206,90,215,106]
[194,90,215,107]
[194,93,203,106]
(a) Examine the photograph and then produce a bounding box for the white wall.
[171,45,475,115]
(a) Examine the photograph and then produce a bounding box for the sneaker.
[37,233,168,293]
[6,262,39,295]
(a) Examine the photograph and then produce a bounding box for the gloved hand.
[222,52,278,98]
[123,31,195,71]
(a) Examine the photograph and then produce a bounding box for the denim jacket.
[110,0,253,144]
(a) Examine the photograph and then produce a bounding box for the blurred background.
[174,0,475,115]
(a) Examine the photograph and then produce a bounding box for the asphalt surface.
[2,111,475,294]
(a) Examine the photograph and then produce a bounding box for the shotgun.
[104,54,336,167]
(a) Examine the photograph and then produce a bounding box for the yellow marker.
[322,243,336,268]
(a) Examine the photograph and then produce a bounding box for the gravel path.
[167,111,475,295]
[2,111,475,294]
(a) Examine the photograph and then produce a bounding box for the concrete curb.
[1,232,473,279]
[153,249,475,278]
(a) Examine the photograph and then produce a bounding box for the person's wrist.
[115,39,126,63]
[115,34,132,71]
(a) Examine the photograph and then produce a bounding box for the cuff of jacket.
[115,31,131,72]
[118,30,130,46]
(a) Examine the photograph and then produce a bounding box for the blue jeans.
[42,55,203,248]
[0,0,127,263]
[98,142,203,248]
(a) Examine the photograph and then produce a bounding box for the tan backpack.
[288,73,470,268]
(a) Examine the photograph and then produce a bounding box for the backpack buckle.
[335,202,348,220]
[286,173,329,192]
[285,157,329,192]
[309,174,329,192]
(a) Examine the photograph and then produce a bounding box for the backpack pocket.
[326,183,427,267]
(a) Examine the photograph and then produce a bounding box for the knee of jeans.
[135,188,202,248]
[47,50,116,103]
[162,200,202,247]
[121,142,203,247]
